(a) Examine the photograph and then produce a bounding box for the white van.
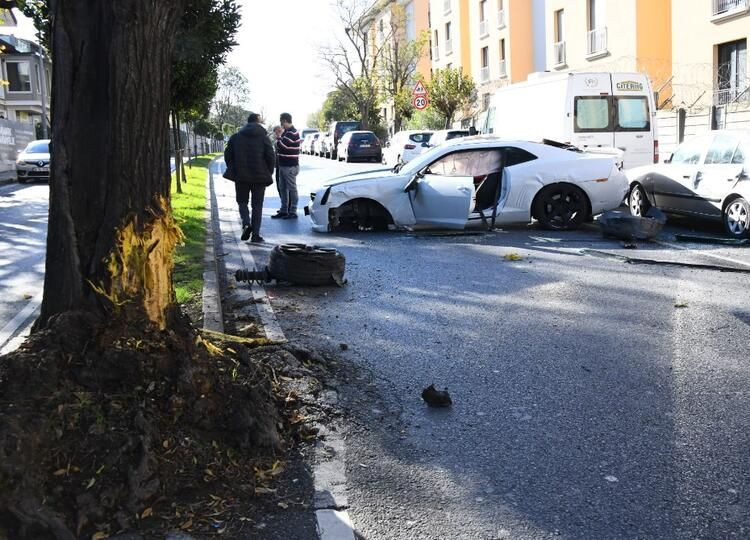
[482,72,658,169]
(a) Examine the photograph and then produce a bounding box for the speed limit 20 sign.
[413,95,429,110]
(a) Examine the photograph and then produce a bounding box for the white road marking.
[655,239,750,269]
[0,290,42,354]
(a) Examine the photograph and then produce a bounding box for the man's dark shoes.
[271,212,288,219]
[283,212,298,220]
[250,235,264,243]
[240,225,252,241]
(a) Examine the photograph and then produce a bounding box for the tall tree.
[427,67,477,128]
[39,0,184,328]
[211,65,250,130]
[320,0,390,129]
[378,4,427,133]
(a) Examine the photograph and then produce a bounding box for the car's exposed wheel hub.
[630,187,644,216]
[727,201,748,235]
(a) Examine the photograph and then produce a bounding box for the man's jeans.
[235,182,266,234]
[278,165,299,214]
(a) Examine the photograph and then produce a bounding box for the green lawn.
[171,154,220,306]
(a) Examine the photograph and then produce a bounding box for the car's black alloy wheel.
[534,184,588,230]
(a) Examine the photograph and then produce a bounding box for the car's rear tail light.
[654,140,659,163]
[404,144,416,150]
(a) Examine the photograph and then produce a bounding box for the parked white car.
[383,130,434,166]
[305,137,628,233]
[428,129,471,148]
[626,130,750,238]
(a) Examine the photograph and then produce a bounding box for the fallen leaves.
[140,507,153,519]
[503,253,523,261]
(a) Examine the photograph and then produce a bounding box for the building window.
[35,64,41,94]
[587,0,607,55]
[6,61,31,93]
[445,21,451,42]
[480,46,489,82]
[482,92,491,111]
[588,0,605,30]
[554,9,564,42]
[716,39,748,105]
[499,38,507,77]
[479,0,489,37]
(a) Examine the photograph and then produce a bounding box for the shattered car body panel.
[306,137,628,232]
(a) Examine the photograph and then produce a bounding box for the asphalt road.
[0,181,47,353]
[223,154,750,540]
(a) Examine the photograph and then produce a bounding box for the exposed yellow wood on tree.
[91,196,183,329]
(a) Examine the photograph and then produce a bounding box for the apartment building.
[429,0,472,75]
[367,0,431,134]
[544,0,672,106]
[671,0,749,111]
[0,34,51,133]
[468,0,540,109]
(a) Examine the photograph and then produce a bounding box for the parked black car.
[328,121,361,160]
[336,131,382,163]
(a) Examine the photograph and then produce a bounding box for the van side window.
[574,96,612,132]
[616,97,650,131]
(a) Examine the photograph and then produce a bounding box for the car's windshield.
[409,132,432,144]
[25,141,49,153]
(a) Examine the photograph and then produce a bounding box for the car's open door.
[406,174,473,229]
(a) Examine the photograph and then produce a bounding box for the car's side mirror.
[404,174,419,192]
[385,141,390,148]
[665,154,673,164]
[738,165,750,180]
[421,142,429,148]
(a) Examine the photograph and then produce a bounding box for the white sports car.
[305,137,628,233]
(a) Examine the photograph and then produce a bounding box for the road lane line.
[0,290,42,353]
[655,239,750,269]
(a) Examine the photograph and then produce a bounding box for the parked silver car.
[626,130,750,238]
[16,139,50,183]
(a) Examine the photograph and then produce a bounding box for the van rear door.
[569,73,615,151]
[611,74,655,169]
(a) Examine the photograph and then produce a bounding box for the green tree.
[212,65,250,130]
[405,106,447,130]
[378,3,428,133]
[427,67,476,128]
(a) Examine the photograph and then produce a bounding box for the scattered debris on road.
[674,234,750,246]
[421,384,453,407]
[596,208,666,241]
[674,303,689,308]
[504,253,523,261]
[581,249,750,274]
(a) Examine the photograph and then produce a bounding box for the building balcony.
[714,86,750,105]
[432,45,439,61]
[553,41,566,67]
[499,59,507,79]
[586,27,608,58]
[712,0,748,20]
[497,9,506,29]
[479,19,488,38]
[445,39,453,56]
[443,0,451,15]
[480,66,490,83]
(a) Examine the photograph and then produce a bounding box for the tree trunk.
[171,111,183,194]
[40,0,184,329]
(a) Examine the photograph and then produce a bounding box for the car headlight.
[15,159,24,165]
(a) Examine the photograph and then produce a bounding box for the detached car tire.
[268,244,346,286]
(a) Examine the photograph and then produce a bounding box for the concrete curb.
[202,161,224,332]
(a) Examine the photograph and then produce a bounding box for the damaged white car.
[305,137,628,232]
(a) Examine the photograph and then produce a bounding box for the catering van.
[482,72,658,169]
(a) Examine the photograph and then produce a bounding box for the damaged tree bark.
[39,0,185,329]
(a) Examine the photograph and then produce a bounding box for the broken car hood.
[323,168,397,187]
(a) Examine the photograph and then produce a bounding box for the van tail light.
[404,144,416,150]
[654,140,659,163]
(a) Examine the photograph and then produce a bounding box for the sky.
[9,2,340,129]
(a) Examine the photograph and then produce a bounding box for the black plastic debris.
[235,244,346,287]
[675,234,750,246]
[421,384,452,407]
[596,208,666,241]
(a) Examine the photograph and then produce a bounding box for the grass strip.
[171,154,220,306]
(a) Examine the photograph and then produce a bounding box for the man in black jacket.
[224,113,275,242]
